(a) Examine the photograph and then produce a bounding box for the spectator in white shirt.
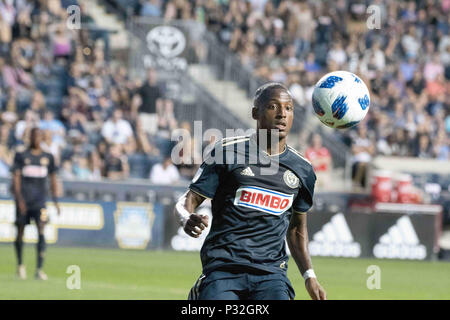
[327,41,347,68]
[248,0,267,13]
[149,156,180,185]
[14,109,39,143]
[423,53,444,82]
[101,109,133,145]
[401,25,420,58]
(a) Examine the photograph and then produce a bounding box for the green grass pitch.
[0,244,449,299]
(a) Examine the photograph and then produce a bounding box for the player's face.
[254,89,294,139]
[30,129,42,148]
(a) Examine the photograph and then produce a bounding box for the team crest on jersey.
[24,158,31,165]
[40,157,49,166]
[283,170,299,189]
[234,186,294,215]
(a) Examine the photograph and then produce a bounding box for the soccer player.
[12,127,60,280]
[175,83,326,300]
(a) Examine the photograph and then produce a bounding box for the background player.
[175,83,326,300]
[12,127,60,280]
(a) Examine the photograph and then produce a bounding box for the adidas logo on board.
[309,213,361,258]
[373,216,426,260]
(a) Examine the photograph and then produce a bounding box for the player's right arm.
[174,190,209,238]
[174,141,224,238]
[11,152,26,215]
[13,170,26,215]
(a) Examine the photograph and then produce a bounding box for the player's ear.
[252,106,259,120]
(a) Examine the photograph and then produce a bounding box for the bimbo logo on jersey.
[22,165,48,178]
[234,186,293,215]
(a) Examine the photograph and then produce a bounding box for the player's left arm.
[48,155,61,215]
[49,173,61,216]
[287,212,327,300]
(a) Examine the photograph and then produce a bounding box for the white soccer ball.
[312,71,370,129]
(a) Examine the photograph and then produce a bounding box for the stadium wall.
[0,178,442,261]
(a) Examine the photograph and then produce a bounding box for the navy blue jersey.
[189,134,316,275]
[11,148,57,210]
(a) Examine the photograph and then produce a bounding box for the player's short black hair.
[30,127,40,135]
[253,82,291,109]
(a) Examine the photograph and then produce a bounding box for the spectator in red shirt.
[305,133,332,189]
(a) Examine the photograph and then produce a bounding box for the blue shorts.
[188,269,295,300]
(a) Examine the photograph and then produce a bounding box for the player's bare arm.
[49,173,60,216]
[174,190,209,238]
[287,212,327,300]
[13,169,26,215]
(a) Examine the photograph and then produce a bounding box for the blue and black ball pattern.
[319,76,343,89]
[312,96,325,116]
[331,95,348,120]
[336,121,360,129]
[358,94,370,110]
[352,74,361,83]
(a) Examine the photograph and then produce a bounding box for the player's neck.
[266,141,286,156]
[255,132,287,156]
[30,147,42,155]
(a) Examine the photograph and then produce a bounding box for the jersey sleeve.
[48,154,57,174]
[188,144,225,200]
[292,167,316,213]
[10,152,24,173]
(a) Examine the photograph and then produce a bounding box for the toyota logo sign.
[146,26,186,58]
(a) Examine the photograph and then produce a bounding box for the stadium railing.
[199,29,352,168]
[176,73,251,132]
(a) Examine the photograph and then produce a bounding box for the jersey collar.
[249,133,289,158]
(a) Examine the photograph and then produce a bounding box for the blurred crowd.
[0,0,202,183]
[1,0,449,187]
[131,0,449,187]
